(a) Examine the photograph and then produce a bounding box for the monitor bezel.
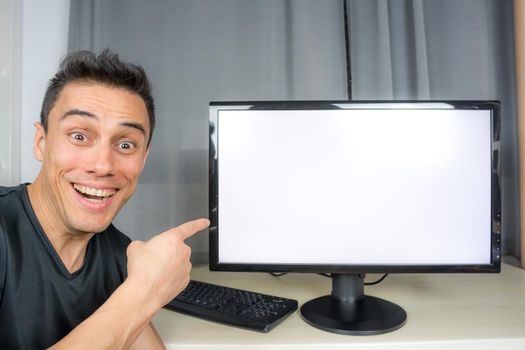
[208,100,501,274]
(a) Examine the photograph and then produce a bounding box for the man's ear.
[33,122,46,162]
[142,148,150,168]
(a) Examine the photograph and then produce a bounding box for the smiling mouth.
[73,184,117,203]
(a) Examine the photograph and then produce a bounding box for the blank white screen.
[217,109,492,265]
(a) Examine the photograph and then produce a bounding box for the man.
[0,50,209,349]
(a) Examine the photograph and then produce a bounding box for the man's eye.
[119,141,136,151]
[70,132,86,142]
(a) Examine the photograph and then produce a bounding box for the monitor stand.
[300,273,407,335]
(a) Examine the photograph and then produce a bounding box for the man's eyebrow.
[121,121,146,136]
[60,109,146,136]
[60,109,97,120]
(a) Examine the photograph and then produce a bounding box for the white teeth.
[73,184,116,199]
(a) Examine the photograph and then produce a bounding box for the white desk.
[153,263,525,349]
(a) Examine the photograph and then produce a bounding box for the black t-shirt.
[0,184,131,349]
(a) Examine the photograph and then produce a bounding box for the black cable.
[365,274,389,286]
[343,0,352,100]
[269,272,287,277]
[269,272,389,286]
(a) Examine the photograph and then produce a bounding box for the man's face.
[33,81,150,235]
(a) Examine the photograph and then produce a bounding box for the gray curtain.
[68,0,348,263]
[348,0,519,259]
[69,0,519,262]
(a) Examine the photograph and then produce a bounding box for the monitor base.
[300,274,407,335]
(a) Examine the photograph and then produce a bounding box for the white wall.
[0,0,21,186]
[20,0,70,183]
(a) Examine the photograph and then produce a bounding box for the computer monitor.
[208,100,501,335]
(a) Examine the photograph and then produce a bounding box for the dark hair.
[40,49,155,147]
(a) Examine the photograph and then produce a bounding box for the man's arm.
[129,323,165,350]
[49,219,209,350]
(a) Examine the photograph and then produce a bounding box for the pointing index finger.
[175,218,210,240]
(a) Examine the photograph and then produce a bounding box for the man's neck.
[27,180,95,273]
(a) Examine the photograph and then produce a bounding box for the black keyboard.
[164,280,298,332]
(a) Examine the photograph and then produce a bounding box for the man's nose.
[87,144,114,176]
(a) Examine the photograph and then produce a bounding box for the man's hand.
[50,218,210,350]
[126,218,210,311]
